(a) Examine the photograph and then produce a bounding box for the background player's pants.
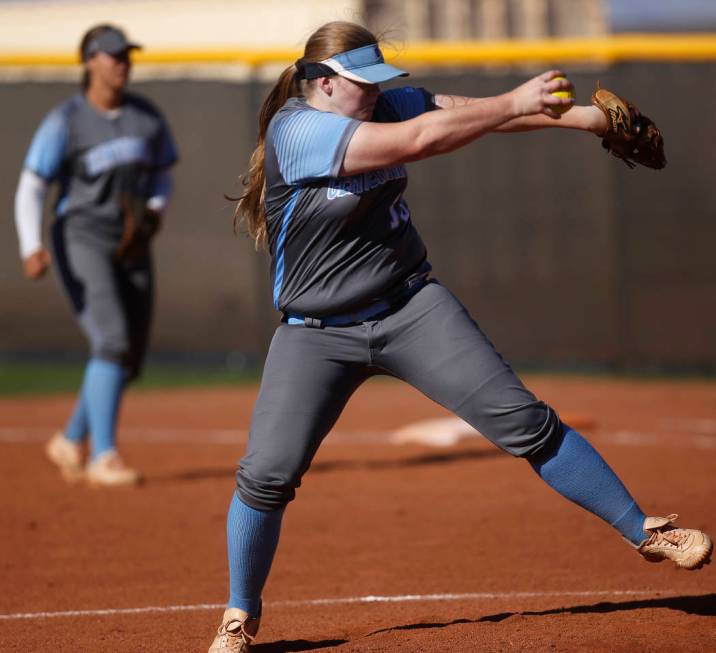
[236,280,561,511]
[50,219,154,457]
[51,219,154,380]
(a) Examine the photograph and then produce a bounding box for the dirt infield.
[1,375,714,652]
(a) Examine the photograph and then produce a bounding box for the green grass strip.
[0,362,260,396]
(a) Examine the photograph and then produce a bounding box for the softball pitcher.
[13,25,178,486]
[208,21,710,652]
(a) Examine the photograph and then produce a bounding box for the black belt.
[286,274,429,328]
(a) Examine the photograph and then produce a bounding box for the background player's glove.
[591,85,666,170]
[114,193,162,262]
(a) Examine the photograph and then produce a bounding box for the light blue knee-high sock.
[227,492,284,616]
[83,358,126,460]
[528,426,646,545]
[64,359,104,442]
[64,392,88,443]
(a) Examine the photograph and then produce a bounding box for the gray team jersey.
[265,87,434,318]
[23,92,177,239]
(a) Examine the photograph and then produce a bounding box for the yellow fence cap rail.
[394,34,716,64]
[2,34,716,68]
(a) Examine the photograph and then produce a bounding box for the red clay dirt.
[0,375,714,652]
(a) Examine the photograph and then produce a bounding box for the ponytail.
[234,65,301,249]
[233,21,379,249]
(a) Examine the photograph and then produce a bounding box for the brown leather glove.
[114,193,162,262]
[591,85,666,170]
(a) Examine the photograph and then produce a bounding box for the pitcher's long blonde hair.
[235,21,380,249]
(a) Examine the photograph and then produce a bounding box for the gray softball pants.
[51,220,153,380]
[236,280,562,511]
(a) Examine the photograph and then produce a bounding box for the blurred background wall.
[1,0,715,373]
[0,0,607,51]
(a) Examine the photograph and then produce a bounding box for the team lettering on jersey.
[83,136,150,176]
[326,164,407,200]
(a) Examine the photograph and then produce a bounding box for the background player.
[207,21,712,652]
[13,24,178,486]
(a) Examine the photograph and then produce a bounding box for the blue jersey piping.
[272,188,301,309]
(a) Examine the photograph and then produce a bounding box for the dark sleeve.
[128,94,179,169]
[373,87,436,123]
[154,115,179,169]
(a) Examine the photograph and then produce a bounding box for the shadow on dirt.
[310,448,503,473]
[368,618,478,636]
[149,448,503,483]
[253,639,348,652]
[363,594,716,637]
[477,593,716,622]
[148,467,236,482]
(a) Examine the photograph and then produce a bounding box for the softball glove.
[115,192,161,262]
[591,85,666,170]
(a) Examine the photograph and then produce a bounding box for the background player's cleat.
[85,451,142,487]
[637,514,712,570]
[45,431,84,482]
[208,608,260,653]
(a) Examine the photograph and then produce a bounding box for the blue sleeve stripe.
[285,112,323,182]
[272,112,301,176]
[272,188,302,309]
[273,109,357,184]
[284,113,312,181]
[277,112,320,181]
[24,109,68,180]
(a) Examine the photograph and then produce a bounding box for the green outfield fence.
[1,36,715,373]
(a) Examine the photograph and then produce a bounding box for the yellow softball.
[551,75,575,114]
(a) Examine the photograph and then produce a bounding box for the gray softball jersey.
[237,87,563,511]
[23,92,176,377]
[23,92,177,238]
[265,87,434,318]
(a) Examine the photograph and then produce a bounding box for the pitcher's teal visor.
[320,44,408,83]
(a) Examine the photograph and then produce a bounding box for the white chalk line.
[0,589,691,621]
[600,430,716,450]
[659,418,716,434]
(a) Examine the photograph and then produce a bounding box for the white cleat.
[85,450,142,487]
[45,431,84,483]
[637,514,712,570]
[208,608,260,653]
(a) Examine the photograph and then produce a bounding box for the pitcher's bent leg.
[376,281,560,457]
[228,323,371,618]
[528,425,646,544]
[376,282,646,543]
[236,323,371,511]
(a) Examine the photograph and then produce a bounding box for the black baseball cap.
[82,27,141,61]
